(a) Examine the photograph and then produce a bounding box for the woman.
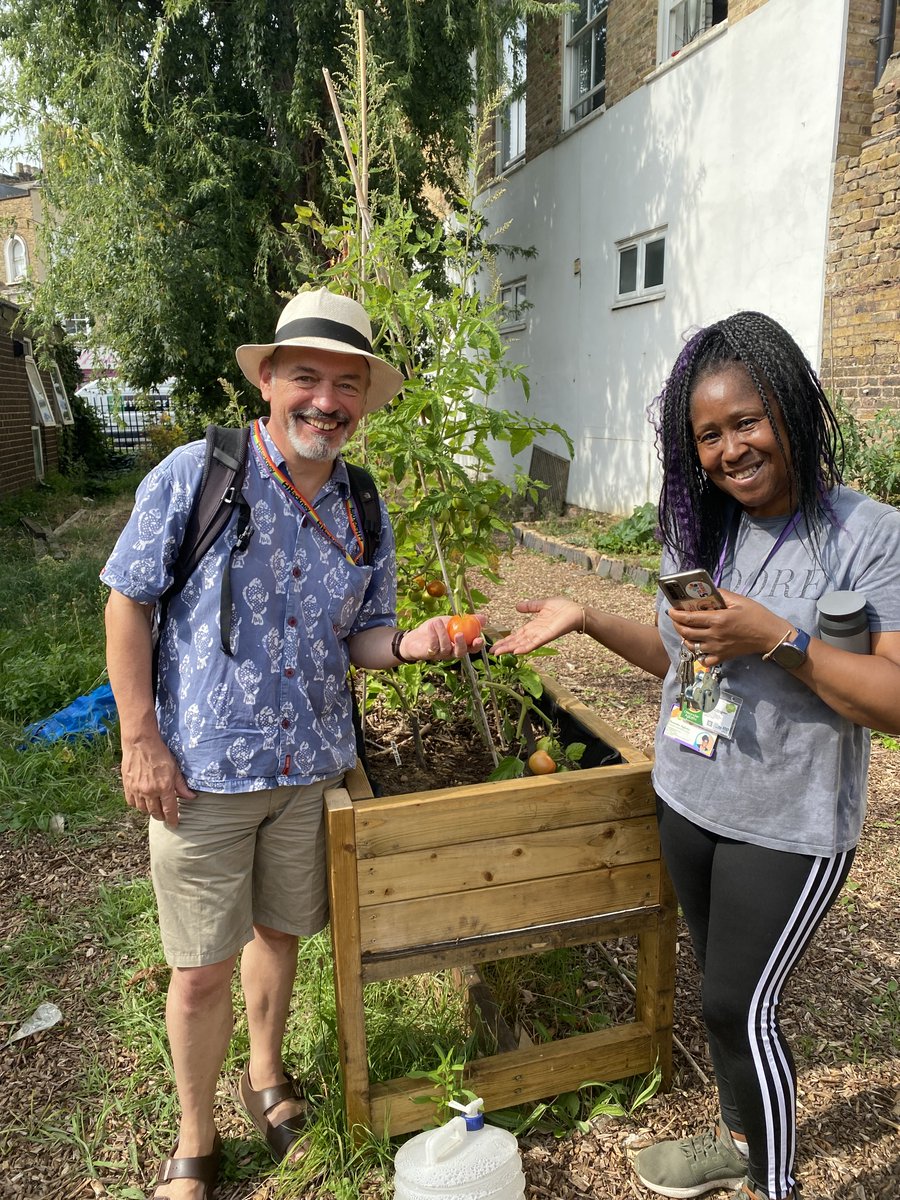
[491,312,900,1200]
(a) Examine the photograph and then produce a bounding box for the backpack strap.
[345,462,381,567]
[155,426,252,678]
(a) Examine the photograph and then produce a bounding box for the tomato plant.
[285,62,574,765]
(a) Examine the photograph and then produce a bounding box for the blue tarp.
[20,682,119,746]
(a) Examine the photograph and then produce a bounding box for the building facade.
[1,165,43,304]
[482,0,898,514]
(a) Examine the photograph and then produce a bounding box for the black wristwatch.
[762,626,810,670]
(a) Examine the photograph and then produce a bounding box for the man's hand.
[120,733,196,827]
[400,615,485,662]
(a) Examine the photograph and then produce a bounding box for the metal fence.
[78,388,173,455]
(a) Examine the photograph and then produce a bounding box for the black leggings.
[656,799,854,1200]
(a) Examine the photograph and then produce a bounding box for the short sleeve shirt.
[101,421,396,792]
[653,488,900,856]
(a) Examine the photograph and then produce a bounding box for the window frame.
[5,233,28,283]
[498,278,528,333]
[22,338,57,427]
[613,228,667,308]
[497,18,527,170]
[48,361,76,425]
[565,0,609,128]
[660,0,727,62]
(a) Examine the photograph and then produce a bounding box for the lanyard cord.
[251,419,365,565]
[714,509,800,595]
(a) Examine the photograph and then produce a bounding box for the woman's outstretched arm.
[491,596,670,680]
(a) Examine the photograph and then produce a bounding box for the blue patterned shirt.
[101,420,396,792]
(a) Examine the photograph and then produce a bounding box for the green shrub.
[834,397,900,507]
[594,502,659,556]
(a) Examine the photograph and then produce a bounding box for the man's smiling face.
[259,345,369,464]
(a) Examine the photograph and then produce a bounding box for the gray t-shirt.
[653,487,900,856]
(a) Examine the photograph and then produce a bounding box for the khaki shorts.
[149,777,341,967]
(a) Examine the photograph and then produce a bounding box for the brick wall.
[525,15,561,161]
[821,52,900,416]
[0,309,61,495]
[606,0,657,108]
[836,0,889,159]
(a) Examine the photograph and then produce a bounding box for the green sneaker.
[633,1123,747,1197]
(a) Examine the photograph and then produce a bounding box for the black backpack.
[155,423,383,660]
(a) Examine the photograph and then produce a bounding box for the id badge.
[664,688,742,756]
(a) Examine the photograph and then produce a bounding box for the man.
[102,289,478,1200]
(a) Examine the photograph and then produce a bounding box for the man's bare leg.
[153,955,237,1200]
[241,924,307,1153]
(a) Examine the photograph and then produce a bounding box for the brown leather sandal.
[237,1066,311,1161]
[153,1131,221,1199]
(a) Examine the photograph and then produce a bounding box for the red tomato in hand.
[447,614,482,646]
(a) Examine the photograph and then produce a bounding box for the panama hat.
[236,288,405,412]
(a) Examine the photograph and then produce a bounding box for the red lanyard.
[251,419,364,564]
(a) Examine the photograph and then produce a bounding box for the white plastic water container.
[393,1099,525,1200]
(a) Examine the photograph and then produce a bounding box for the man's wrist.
[391,628,410,664]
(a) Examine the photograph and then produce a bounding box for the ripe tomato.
[425,579,447,597]
[527,750,558,775]
[447,614,482,646]
[413,574,426,589]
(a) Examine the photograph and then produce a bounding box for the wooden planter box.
[324,675,676,1140]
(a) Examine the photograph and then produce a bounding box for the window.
[22,338,57,426]
[663,0,727,59]
[615,229,666,305]
[498,19,526,169]
[567,1,608,126]
[61,315,91,339]
[48,361,75,425]
[4,234,28,283]
[499,279,528,331]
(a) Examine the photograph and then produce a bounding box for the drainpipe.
[875,0,897,85]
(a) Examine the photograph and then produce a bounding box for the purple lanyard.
[714,511,800,595]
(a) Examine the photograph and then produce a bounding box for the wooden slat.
[358,817,659,905]
[360,908,660,982]
[360,862,659,956]
[369,1022,654,1137]
[634,861,678,1088]
[343,761,374,801]
[353,762,655,858]
[323,787,372,1134]
[540,675,653,765]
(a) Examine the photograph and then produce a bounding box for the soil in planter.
[362,706,498,797]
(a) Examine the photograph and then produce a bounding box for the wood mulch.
[2,544,898,1199]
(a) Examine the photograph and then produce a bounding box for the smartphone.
[658,569,726,612]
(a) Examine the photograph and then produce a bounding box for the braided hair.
[653,311,843,571]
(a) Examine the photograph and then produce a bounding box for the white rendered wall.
[483,0,848,514]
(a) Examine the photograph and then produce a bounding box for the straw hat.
[236,288,405,412]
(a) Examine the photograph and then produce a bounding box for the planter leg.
[325,785,372,1140]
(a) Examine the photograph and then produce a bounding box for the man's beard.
[286,410,351,462]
